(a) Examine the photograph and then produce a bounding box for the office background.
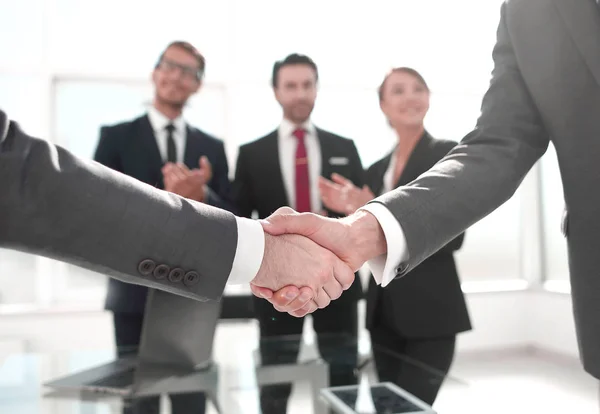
[0,0,574,371]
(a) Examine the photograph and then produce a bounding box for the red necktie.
[293,128,311,212]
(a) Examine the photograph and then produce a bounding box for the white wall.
[457,292,530,352]
[529,292,579,359]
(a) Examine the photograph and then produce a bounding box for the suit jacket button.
[168,268,185,283]
[138,259,156,276]
[153,264,170,279]
[183,271,200,287]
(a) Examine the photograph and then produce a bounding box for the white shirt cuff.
[227,217,265,285]
[359,203,409,287]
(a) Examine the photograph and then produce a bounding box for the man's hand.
[319,173,375,215]
[162,156,212,202]
[250,233,356,315]
[263,207,387,271]
[254,207,387,316]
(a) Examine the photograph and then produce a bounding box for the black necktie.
[165,124,176,163]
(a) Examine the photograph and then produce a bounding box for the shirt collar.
[147,106,186,135]
[279,118,316,139]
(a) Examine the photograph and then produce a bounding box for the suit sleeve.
[0,122,239,302]
[435,141,466,254]
[94,126,122,172]
[231,147,255,218]
[370,2,549,277]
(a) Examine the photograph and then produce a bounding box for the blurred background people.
[319,67,472,405]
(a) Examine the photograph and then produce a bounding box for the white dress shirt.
[147,106,266,286]
[278,118,322,213]
[227,217,265,285]
[147,106,187,163]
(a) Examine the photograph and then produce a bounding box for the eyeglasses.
[157,59,202,81]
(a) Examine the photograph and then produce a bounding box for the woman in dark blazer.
[319,67,472,406]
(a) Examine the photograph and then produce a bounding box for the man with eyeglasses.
[93,40,231,414]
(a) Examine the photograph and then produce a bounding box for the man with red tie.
[232,53,365,413]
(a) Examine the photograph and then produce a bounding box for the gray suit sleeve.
[0,116,237,302]
[372,3,550,276]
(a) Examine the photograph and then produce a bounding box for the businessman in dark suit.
[232,53,364,414]
[256,0,600,402]
[93,41,230,414]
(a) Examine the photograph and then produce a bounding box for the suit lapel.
[554,0,600,88]
[265,131,290,207]
[370,153,393,196]
[138,115,165,187]
[394,132,432,188]
[183,126,198,169]
[317,128,333,181]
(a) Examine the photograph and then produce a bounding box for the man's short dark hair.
[272,53,319,88]
[155,41,206,80]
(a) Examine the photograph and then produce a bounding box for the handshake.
[162,159,387,316]
[248,206,387,318]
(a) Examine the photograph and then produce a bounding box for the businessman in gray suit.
[254,0,600,392]
[0,109,356,309]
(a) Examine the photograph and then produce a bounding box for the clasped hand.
[249,203,386,318]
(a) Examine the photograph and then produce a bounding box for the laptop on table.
[44,288,221,400]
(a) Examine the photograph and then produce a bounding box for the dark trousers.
[369,326,456,406]
[254,297,359,414]
[113,313,206,414]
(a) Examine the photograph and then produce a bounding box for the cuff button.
[168,268,185,283]
[183,271,200,287]
[153,264,170,279]
[138,259,156,276]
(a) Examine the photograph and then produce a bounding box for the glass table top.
[0,332,471,414]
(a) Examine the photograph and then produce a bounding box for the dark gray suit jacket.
[372,0,600,378]
[0,110,236,303]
